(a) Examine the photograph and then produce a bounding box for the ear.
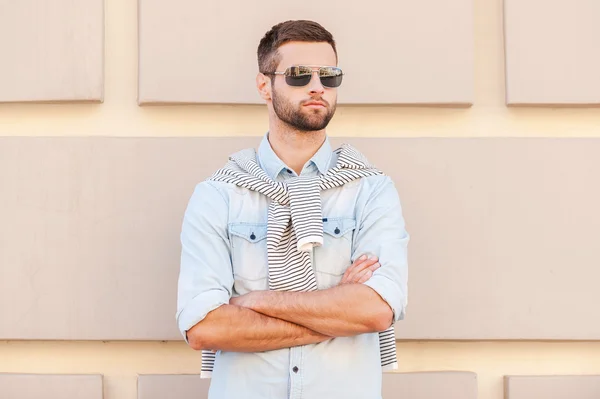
[256,73,272,101]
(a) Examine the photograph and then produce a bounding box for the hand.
[339,254,380,285]
[229,291,260,309]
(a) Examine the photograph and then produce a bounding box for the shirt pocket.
[314,217,357,277]
[229,223,269,291]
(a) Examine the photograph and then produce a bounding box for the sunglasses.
[264,65,344,88]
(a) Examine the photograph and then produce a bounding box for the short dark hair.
[257,20,337,74]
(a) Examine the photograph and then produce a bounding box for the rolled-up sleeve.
[176,181,233,343]
[354,176,409,324]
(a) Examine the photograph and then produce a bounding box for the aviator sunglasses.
[263,65,344,88]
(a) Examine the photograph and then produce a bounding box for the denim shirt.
[176,133,409,399]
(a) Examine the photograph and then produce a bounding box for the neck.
[267,119,326,175]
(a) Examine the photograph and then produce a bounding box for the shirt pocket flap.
[322,218,356,238]
[229,223,268,243]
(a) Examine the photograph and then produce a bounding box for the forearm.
[186,304,330,352]
[245,284,393,337]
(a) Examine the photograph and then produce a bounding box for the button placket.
[289,346,303,399]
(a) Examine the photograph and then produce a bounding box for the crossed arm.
[187,257,388,352]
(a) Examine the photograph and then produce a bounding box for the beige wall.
[0,0,104,103]
[2,0,600,137]
[2,341,600,399]
[138,0,473,105]
[504,0,600,105]
[1,1,600,399]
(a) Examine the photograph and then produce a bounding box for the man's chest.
[225,180,362,295]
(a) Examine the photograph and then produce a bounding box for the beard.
[271,87,337,132]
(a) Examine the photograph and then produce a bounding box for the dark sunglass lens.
[319,67,343,88]
[285,66,312,86]
[286,75,311,86]
[320,75,343,88]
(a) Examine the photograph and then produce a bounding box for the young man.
[176,20,409,399]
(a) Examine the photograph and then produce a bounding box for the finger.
[342,254,367,281]
[353,262,381,284]
[345,256,379,282]
[345,257,378,281]
[356,262,380,280]
[368,262,382,272]
[354,268,373,284]
[357,262,381,283]
[346,254,368,272]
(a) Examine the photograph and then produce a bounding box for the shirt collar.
[257,132,333,180]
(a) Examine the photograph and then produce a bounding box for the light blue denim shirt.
[176,133,409,399]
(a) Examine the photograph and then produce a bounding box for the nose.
[307,71,325,95]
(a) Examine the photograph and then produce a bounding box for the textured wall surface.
[505,376,600,399]
[504,0,600,105]
[138,0,473,105]
[0,0,104,103]
[0,374,103,399]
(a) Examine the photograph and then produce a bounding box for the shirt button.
[286,169,293,174]
[334,227,340,234]
[292,366,299,373]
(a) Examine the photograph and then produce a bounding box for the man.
[176,20,409,399]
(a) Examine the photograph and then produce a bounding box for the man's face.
[267,42,339,132]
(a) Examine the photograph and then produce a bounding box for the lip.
[304,101,326,108]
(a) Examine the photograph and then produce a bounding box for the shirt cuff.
[176,290,230,344]
[363,274,405,325]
